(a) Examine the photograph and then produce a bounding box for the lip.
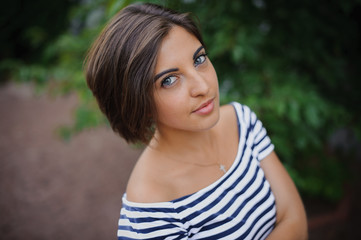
[192,98,215,115]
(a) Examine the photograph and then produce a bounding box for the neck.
[149,125,219,165]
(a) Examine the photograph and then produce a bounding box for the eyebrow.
[193,46,205,60]
[154,68,179,82]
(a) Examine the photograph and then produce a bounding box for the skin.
[126,26,308,239]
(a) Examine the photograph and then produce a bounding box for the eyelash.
[194,53,208,67]
[161,75,177,88]
[160,52,208,88]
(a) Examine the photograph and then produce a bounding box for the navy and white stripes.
[118,102,276,239]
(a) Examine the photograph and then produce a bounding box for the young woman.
[85,3,307,240]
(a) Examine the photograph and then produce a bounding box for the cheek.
[208,65,219,89]
[154,91,188,122]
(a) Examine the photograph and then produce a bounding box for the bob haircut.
[85,3,205,144]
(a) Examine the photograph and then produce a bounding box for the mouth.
[192,98,215,115]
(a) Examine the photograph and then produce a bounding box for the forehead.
[155,26,201,71]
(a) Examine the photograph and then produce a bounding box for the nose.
[189,70,209,97]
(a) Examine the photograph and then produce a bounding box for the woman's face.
[153,26,220,135]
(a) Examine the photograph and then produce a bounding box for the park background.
[1,0,360,239]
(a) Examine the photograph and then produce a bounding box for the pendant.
[219,164,226,174]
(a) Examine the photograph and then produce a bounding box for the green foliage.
[0,0,76,64]
[2,0,360,201]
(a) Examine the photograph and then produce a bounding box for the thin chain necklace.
[184,146,226,173]
[176,159,227,174]
[150,137,227,174]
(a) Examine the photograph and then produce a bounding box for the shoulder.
[216,102,242,134]
[125,148,177,203]
[219,103,238,126]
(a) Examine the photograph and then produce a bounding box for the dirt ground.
[0,82,360,239]
[0,82,141,239]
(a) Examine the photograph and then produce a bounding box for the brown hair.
[85,3,204,144]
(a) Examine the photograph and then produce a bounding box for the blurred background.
[1,0,360,239]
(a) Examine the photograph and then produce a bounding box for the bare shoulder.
[218,103,238,133]
[125,148,174,203]
[216,103,239,167]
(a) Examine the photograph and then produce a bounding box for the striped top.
[118,102,276,240]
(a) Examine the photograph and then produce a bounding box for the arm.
[260,151,308,240]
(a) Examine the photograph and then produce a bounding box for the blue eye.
[194,54,207,66]
[161,75,177,88]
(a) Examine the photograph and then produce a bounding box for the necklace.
[180,149,227,174]
[180,160,227,174]
[219,164,227,173]
[149,140,227,173]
